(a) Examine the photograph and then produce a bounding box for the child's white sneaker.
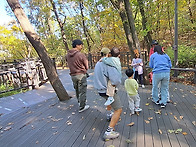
[104,97,114,106]
[135,107,142,112]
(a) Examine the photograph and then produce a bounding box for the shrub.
[166,45,196,68]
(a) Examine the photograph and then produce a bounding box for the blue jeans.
[152,72,170,105]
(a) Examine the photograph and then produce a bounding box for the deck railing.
[0,59,48,94]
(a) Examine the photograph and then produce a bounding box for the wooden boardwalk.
[0,75,195,147]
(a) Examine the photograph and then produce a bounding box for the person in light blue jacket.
[149,45,172,108]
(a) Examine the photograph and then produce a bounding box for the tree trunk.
[124,0,141,53]
[137,0,152,52]
[79,2,91,52]
[50,0,69,51]
[7,0,70,101]
[110,0,135,59]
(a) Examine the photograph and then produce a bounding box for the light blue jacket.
[102,57,121,75]
[94,60,121,93]
[149,52,172,73]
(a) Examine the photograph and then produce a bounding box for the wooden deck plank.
[0,80,195,147]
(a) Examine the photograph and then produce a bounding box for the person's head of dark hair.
[154,45,164,55]
[125,68,134,77]
[72,39,83,48]
[111,47,120,57]
[151,40,159,46]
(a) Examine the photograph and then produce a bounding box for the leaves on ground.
[125,139,133,143]
[83,135,86,140]
[174,115,180,121]
[168,129,183,134]
[127,122,134,126]
[145,103,150,106]
[107,145,115,147]
[159,129,163,134]
[7,122,14,125]
[4,126,11,131]
[148,117,153,120]
[179,116,184,119]
[145,120,150,124]
[182,132,188,135]
[192,121,196,126]
[66,120,72,125]
[155,110,161,114]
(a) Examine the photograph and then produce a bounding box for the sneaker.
[106,112,113,122]
[104,97,114,106]
[142,85,145,88]
[135,108,142,112]
[103,130,119,141]
[160,103,166,108]
[79,105,90,113]
[152,100,160,105]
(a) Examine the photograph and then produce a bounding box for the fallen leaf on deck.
[124,112,126,115]
[136,112,139,116]
[155,110,161,114]
[107,145,115,147]
[192,121,196,126]
[148,117,153,120]
[0,126,2,130]
[173,88,177,91]
[7,122,14,126]
[165,113,168,115]
[174,115,179,121]
[148,108,154,110]
[168,129,175,133]
[66,120,72,125]
[53,131,58,135]
[145,103,150,106]
[159,129,162,134]
[92,128,96,131]
[127,122,134,126]
[169,112,173,115]
[145,120,150,124]
[147,97,151,99]
[105,139,110,141]
[179,116,184,119]
[4,126,11,131]
[52,126,57,129]
[83,135,86,140]
[72,112,75,115]
[36,141,39,144]
[175,129,182,134]
[26,111,32,114]
[182,132,187,135]
[51,118,63,122]
[125,139,133,143]
[47,116,52,119]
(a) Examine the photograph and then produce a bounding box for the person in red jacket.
[149,40,159,84]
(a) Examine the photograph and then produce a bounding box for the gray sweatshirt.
[94,60,121,93]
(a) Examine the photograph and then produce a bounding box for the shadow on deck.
[0,71,195,147]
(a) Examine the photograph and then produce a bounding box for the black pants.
[134,71,144,85]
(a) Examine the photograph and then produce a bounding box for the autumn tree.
[6,0,70,101]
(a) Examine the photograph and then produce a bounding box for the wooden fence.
[1,51,195,95]
[0,59,48,94]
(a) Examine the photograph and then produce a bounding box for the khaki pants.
[71,74,87,109]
